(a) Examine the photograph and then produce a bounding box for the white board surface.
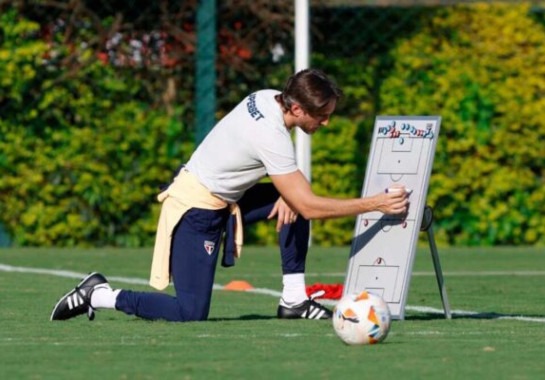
[343,116,441,319]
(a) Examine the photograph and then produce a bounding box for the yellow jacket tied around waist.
[149,169,243,290]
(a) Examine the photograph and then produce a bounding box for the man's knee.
[176,291,212,321]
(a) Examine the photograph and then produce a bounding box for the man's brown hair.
[276,68,343,116]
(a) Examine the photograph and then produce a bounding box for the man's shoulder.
[242,89,282,124]
[253,89,281,97]
[250,89,281,107]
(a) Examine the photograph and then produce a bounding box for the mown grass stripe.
[2,262,545,323]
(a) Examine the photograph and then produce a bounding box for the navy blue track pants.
[115,183,310,321]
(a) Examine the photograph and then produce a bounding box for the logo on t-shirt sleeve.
[246,93,265,121]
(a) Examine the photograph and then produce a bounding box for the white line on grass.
[2,263,545,323]
[287,270,545,277]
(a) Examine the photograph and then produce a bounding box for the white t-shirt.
[185,89,298,202]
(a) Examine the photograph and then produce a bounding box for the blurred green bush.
[379,2,545,245]
[2,3,545,248]
[0,10,192,246]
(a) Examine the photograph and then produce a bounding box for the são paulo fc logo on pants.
[204,240,215,255]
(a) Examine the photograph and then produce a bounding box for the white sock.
[281,273,307,305]
[91,286,121,309]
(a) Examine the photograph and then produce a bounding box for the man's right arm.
[269,170,409,220]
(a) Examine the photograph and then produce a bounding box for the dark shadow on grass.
[113,314,277,323]
[402,313,450,321]
[208,314,277,321]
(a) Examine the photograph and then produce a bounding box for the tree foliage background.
[1,0,545,247]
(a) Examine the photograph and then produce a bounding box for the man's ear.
[290,103,305,117]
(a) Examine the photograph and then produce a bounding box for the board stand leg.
[421,206,452,319]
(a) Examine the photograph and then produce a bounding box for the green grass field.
[1,246,545,379]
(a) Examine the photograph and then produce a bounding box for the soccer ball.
[332,290,391,345]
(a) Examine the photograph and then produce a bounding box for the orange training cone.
[223,280,254,291]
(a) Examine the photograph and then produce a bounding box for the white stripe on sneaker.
[67,293,84,310]
[306,305,325,319]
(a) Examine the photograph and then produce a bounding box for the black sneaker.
[277,292,332,320]
[50,272,110,321]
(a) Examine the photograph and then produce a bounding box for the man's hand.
[268,197,299,231]
[371,186,410,215]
